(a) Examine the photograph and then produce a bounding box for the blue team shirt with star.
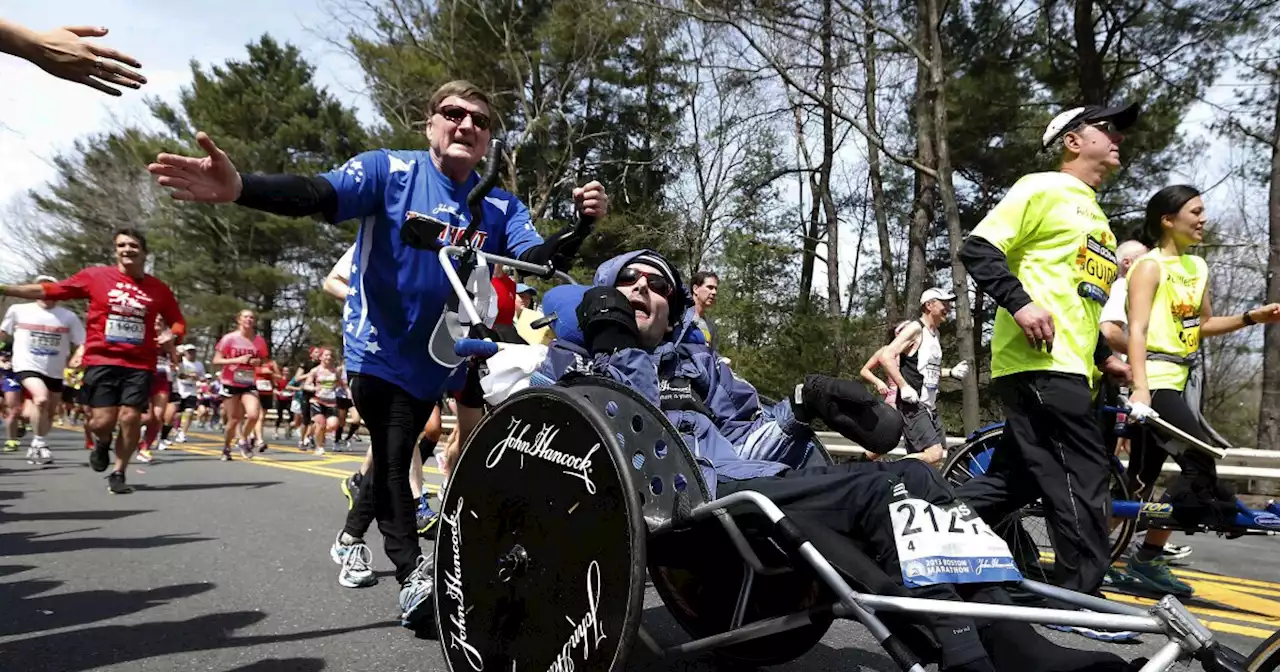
[319,149,542,400]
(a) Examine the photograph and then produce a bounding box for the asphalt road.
[1,428,1277,671]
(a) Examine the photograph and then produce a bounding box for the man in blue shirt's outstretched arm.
[148,80,608,629]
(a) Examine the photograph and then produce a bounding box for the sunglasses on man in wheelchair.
[615,267,673,298]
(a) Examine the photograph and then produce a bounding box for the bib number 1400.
[889,497,1021,587]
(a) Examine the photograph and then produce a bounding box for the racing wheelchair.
[403,141,1262,672]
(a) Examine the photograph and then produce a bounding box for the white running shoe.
[25,446,38,464]
[159,439,172,450]
[136,448,154,464]
[175,430,187,444]
[331,533,377,588]
[36,446,52,465]
[314,445,326,456]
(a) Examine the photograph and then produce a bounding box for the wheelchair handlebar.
[455,338,502,358]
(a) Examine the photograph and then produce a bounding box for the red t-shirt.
[216,331,270,389]
[491,274,516,326]
[42,266,185,371]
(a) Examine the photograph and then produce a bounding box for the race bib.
[890,496,1021,587]
[1075,234,1118,305]
[30,330,63,355]
[316,382,336,401]
[105,314,145,345]
[232,368,255,386]
[255,378,274,392]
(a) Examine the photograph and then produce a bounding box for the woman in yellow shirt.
[1124,185,1280,596]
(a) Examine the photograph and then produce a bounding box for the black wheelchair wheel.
[940,424,1137,583]
[433,386,647,672]
[1249,631,1280,672]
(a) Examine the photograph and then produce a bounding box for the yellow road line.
[1048,550,1280,594]
[168,442,441,495]
[183,430,444,475]
[1106,592,1280,628]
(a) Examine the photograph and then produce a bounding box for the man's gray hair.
[1116,239,1149,275]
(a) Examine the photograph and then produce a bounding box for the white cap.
[179,344,197,352]
[921,288,956,305]
[1041,103,1140,150]
[34,274,57,284]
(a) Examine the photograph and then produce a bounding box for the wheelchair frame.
[429,245,1242,672]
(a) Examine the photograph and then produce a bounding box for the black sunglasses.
[437,105,491,131]
[1072,119,1121,136]
[615,267,673,298]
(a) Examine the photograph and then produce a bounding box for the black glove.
[792,374,903,454]
[519,216,595,271]
[576,286,640,355]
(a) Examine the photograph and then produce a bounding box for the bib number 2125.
[889,497,1022,587]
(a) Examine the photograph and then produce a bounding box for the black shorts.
[15,371,63,394]
[61,386,77,404]
[168,390,182,404]
[258,392,275,410]
[301,392,315,424]
[82,365,152,410]
[336,396,353,411]
[310,402,337,419]
[221,385,256,398]
[179,396,199,411]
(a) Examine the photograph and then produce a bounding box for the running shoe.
[221,449,232,462]
[136,448,153,464]
[35,446,52,465]
[3,439,18,453]
[331,535,377,588]
[1103,567,1143,589]
[342,472,363,510]
[25,446,38,464]
[106,470,133,494]
[1128,539,1192,562]
[89,436,111,472]
[175,430,187,444]
[398,555,435,628]
[238,439,253,460]
[416,496,439,536]
[257,438,268,453]
[159,439,172,450]
[1124,556,1194,597]
[314,445,325,456]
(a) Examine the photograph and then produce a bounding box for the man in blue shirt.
[148,79,608,629]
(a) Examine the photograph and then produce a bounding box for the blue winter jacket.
[533,250,817,498]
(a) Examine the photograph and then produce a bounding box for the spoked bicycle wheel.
[941,424,1136,583]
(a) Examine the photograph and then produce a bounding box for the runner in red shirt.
[0,228,185,494]
[251,358,281,452]
[212,309,270,461]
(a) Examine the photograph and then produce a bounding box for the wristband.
[1243,311,1257,326]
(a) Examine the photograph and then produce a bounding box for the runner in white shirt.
[876,288,971,465]
[173,344,206,443]
[0,275,86,464]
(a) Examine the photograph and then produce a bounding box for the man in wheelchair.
[508,249,1138,672]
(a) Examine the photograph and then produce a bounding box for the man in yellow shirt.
[957,104,1136,626]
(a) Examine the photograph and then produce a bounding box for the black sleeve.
[234,173,340,223]
[1093,332,1114,367]
[958,236,1034,315]
[518,224,590,270]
